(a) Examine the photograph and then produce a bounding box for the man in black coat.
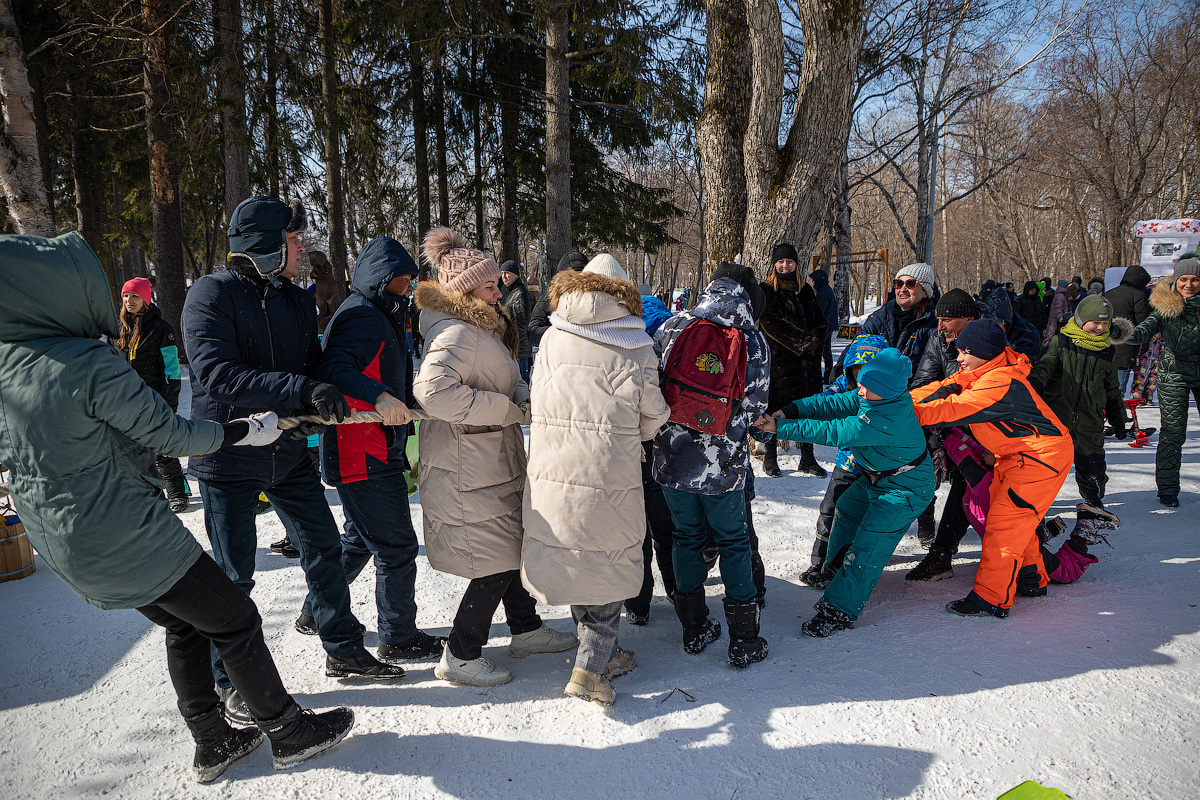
[182,197,404,719]
[1105,264,1152,396]
[528,251,587,346]
[1014,280,1047,333]
[500,260,533,380]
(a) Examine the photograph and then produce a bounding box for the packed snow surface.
[2,379,1199,799]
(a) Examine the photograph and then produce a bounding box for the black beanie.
[499,259,522,277]
[936,288,977,318]
[955,318,1007,362]
[770,243,799,267]
[556,251,588,273]
[712,261,766,322]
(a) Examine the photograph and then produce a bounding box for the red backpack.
[662,319,748,435]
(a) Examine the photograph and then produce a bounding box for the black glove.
[288,420,328,440]
[931,446,949,486]
[300,380,350,423]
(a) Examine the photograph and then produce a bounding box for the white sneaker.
[435,644,512,687]
[507,624,579,658]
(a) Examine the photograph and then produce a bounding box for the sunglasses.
[894,279,920,289]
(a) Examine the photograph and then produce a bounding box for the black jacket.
[758,277,826,411]
[912,303,1042,389]
[1013,282,1047,334]
[181,265,319,482]
[117,303,182,410]
[500,277,533,359]
[315,237,417,485]
[1104,265,1152,370]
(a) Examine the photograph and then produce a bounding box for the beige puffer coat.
[413,281,531,580]
[521,271,671,606]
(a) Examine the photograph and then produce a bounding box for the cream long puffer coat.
[521,271,671,606]
[413,281,530,580]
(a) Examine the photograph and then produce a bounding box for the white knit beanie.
[582,253,628,281]
[897,262,936,298]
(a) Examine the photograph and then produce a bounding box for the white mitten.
[232,411,282,447]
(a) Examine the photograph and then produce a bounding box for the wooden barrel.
[0,516,35,583]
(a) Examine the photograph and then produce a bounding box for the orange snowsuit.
[910,348,1073,611]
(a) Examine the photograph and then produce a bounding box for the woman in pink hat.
[115,277,189,511]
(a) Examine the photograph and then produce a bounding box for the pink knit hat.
[121,277,153,307]
[422,227,499,294]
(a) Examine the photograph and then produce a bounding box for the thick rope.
[277,409,434,430]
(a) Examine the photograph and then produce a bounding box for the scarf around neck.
[549,312,652,350]
[1060,318,1111,351]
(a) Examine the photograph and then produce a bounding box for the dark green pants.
[1155,378,1200,497]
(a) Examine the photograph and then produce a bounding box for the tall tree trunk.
[214,0,250,222]
[498,85,520,263]
[833,154,851,324]
[471,42,484,248]
[695,0,750,272]
[740,0,865,272]
[143,0,188,359]
[411,45,431,275]
[544,1,571,279]
[264,0,279,197]
[0,0,52,235]
[319,0,347,295]
[71,96,115,301]
[434,46,450,227]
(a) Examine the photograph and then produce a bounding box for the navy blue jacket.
[315,238,418,485]
[182,266,318,482]
[1007,311,1043,361]
[810,269,839,335]
[858,298,938,376]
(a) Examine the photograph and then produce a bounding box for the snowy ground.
[3,366,1200,799]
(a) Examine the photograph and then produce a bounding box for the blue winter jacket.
[652,277,771,495]
[858,299,938,376]
[316,237,418,485]
[810,269,839,335]
[793,334,887,474]
[641,294,673,335]
[182,265,318,482]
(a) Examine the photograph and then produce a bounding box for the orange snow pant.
[974,445,1072,610]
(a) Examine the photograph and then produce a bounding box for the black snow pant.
[1154,380,1200,499]
[928,466,974,554]
[1072,441,1108,507]
[626,451,678,616]
[447,570,543,661]
[136,553,295,736]
[811,466,858,570]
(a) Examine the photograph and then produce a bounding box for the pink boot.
[1048,539,1099,584]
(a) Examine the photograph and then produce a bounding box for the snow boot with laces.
[260,704,354,770]
[377,630,448,662]
[673,590,721,654]
[905,545,954,582]
[1071,503,1119,545]
[603,646,637,679]
[724,602,768,667]
[188,708,263,783]
[563,668,615,706]
[801,598,854,638]
[325,648,406,681]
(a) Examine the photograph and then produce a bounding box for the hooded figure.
[1014,280,1047,333]
[1104,265,1152,374]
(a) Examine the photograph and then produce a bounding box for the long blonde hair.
[116,304,145,352]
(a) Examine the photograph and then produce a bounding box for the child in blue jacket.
[756,347,934,636]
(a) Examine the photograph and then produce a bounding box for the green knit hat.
[1073,294,1113,327]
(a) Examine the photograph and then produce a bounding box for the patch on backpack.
[695,353,725,374]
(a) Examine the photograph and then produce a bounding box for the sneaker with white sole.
[603,647,637,679]
[507,624,578,658]
[564,668,615,706]
[435,645,513,686]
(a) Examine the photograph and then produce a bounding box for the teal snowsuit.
[776,390,934,620]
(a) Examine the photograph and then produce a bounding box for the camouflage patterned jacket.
[651,277,771,495]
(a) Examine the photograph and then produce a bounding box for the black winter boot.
[165,476,189,513]
[762,438,782,478]
[946,592,1009,618]
[905,545,954,582]
[915,503,936,549]
[188,708,263,783]
[797,443,827,478]
[377,630,448,662]
[260,704,354,770]
[1015,564,1048,598]
[674,591,721,654]
[216,685,254,725]
[801,598,854,638]
[724,602,768,668]
[326,648,406,681]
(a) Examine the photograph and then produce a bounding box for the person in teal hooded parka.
[756,347,933,637]
[0,233,353,782]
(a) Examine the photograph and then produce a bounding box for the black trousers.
[930,467,974,554]
[627,450,681,614]
[136,553,294,732]
[447,570,542,660]
[812,466,859,568]
[1073,444,1108,504]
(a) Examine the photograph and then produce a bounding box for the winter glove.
[300,380,350,423]
[931,445,949,487]
[229,412,282,447]
[288,419,328,440]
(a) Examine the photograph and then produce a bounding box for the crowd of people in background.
[2,194,1198,784]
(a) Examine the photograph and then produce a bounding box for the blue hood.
[641,295,672,334]
[351,237,419,314]
[810,269,830,289]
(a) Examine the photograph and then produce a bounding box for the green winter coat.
[1029,318,1132,454]
[1128,281,1200,387]
[0,233,225,609]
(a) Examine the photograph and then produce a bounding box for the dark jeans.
[518,357,532,383]
[300,472,420,644]
[930,468,974,555]
[812,466,859,569]
[626,451,679,615]
[822,332,835,381]
[198,458,362,689]
[662,486,756,604]
[447,570,542,660]
[136,553,294,730]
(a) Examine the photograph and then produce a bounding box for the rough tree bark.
[70,93,116,301]
[319,0,347,295]
[544,1,571,279]
[214,0,250,224]
[434,46,450,228]
[833,155,852,323]
[498,88,520,263]
[695,0,750,273]
[411,45,431,276]
[740,0,866,273]
[0,0,52,235]
[143,0,188,358]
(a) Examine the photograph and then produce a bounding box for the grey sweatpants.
[571,601,622,674]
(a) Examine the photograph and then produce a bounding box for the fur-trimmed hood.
[415,280,518,356]
[1110,316,1134,345]
[549,269,643,323]
[1150,279,1188,319]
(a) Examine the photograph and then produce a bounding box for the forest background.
[0,0,1196,345]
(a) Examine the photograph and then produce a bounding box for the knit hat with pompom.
[422,227,500,294]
